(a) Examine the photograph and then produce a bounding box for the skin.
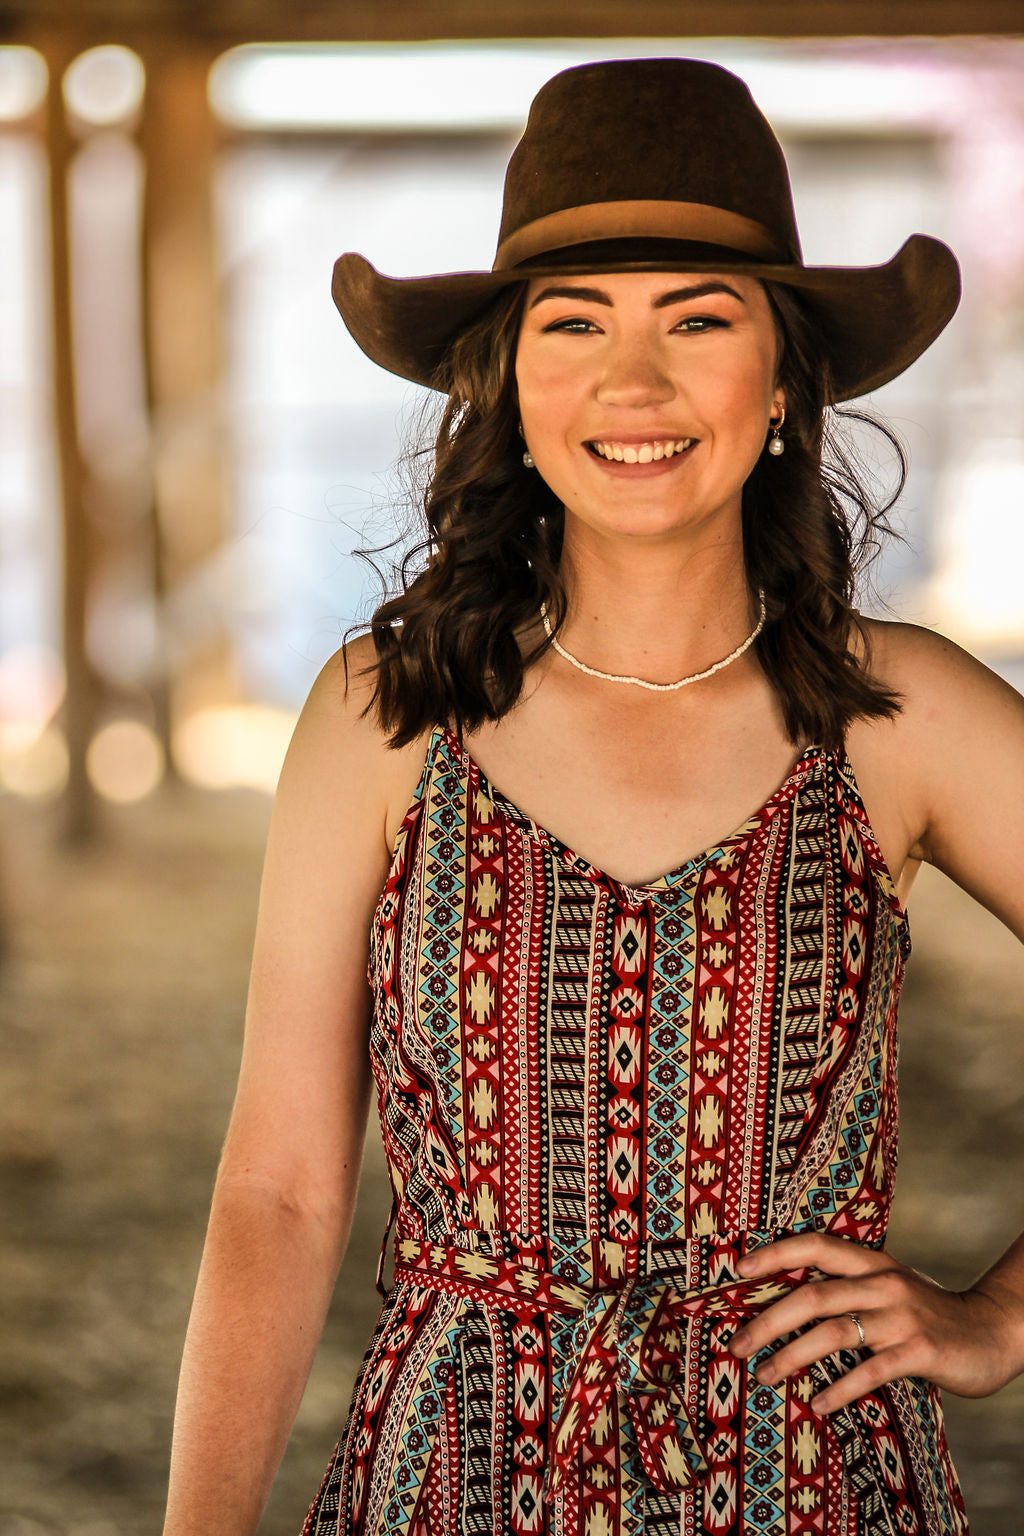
[162,269,1024,1534]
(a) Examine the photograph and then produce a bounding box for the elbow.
[209,1166,356,1262]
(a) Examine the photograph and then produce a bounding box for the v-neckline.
[439,724,825,902]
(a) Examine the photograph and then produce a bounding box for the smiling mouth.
[586,437,696,463]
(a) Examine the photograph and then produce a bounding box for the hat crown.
[497,58,802,267]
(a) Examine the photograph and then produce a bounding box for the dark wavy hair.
[343,276,905,753]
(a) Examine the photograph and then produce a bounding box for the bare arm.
[895,628,1024,1368]
[163,638,396,1536]
[731,624,1024,1407]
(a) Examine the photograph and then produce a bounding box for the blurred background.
[1,2,1023,1533]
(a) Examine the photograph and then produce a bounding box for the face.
[515,269,784,544]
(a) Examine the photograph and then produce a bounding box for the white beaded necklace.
[538,592,767,692]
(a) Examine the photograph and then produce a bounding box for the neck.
[549,533,756,686]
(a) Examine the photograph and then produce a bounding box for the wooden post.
[44,36,97,841]
[137,42,234,740]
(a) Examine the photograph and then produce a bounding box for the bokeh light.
[86,719,165,803]
[0,47,48,122]
[0,646,68,798]
[63,46,145,129]
[173,704,296,793]
[0,643,66,726]
[0,722,69,799]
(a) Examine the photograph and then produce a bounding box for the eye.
[672,314,730,333]
[540,316,602,334]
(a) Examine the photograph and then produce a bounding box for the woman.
[162,58,1024,1536]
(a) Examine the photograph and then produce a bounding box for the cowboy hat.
[331,57,960,401]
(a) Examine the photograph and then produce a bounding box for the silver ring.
[847,1312,867,1348]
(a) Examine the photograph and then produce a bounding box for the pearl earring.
[518,418,535,468]
[768,406,786,456]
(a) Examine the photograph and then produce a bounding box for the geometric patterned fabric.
[301,723,970,1536]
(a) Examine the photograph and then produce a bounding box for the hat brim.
[332,234,960,403]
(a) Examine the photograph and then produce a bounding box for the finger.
[751,1313,873,1385]
[737,1233,891,1280]
[809,1345,915,1415]
[730,1277,883,1358]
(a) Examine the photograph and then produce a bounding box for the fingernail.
[736,1256,754,1275]
[755,1363,777,1385]
[811,1394,828,1414]
[731,1329,751,1354]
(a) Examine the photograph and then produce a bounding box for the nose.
[594,337,676,408]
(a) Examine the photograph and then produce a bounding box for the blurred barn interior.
[1,3,1023,1533]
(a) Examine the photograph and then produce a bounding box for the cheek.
[515,353,548,431]
[708,355,776,443]
[721,346,776,406]
[517,344,568,390]
[517,363,580,450]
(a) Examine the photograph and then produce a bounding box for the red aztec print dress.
[302,723,969,1536]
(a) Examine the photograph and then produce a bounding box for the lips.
[586,437,695,463]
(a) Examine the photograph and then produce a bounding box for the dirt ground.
[1,779,1023,1536]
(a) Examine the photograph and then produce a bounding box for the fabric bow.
[544,1270,807,1504]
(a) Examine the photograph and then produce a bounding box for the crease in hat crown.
[330,55,961,400]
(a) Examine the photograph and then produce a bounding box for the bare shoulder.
[292,631,387,758]
[258,631,394,933]
[855,615,1024,733]
[268,633,437,888]
[852,616,1024,933]
[857,612,991,684]
[281,632,427,820]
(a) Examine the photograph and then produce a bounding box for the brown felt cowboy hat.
[331,57,960,401]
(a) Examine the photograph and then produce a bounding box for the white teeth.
[590,438,693,462]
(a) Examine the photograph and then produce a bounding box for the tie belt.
[392,1234,820,1503]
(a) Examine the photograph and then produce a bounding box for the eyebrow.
[527,280,747,309]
